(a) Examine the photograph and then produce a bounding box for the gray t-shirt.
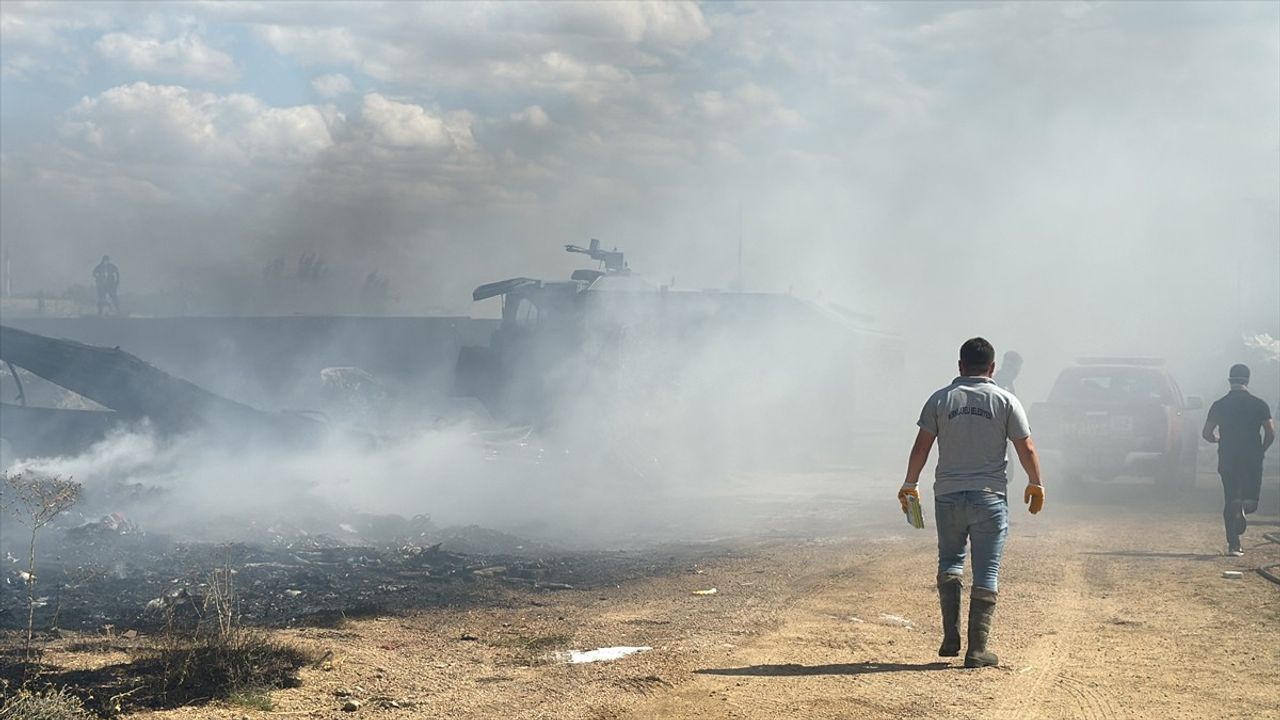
[917,376,1031,496]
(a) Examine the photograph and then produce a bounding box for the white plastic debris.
[554,646,652,664]
[691,588,717,596]
[876,613,913,628]
[1222,571,1244,579]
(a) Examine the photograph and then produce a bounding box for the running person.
[1202,363,1275,556]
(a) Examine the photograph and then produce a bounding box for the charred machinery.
[455,242,902,465]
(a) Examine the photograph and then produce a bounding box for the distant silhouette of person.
[993,350,1022,395]
[93,255,119,315]
[994,350,1025,482]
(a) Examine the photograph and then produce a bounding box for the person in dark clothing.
[93,255,120,316]
[994,350,1024,482]
[1202,363,1275,556]
[993,350,1022,394]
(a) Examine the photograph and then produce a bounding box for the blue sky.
[0,1,1276,354]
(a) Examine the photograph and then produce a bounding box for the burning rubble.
[1,503,692,635]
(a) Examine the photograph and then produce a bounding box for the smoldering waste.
[1,509,677,632]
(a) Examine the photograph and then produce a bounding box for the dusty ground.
[21,474,1280,720]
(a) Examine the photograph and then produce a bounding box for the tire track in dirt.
[988,541,1115,720]
[1052,673,1118,720]
[623,536,928,720]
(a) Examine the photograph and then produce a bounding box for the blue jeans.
[935,491,1009,592]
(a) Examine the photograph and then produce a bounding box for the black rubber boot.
[937,574,962,657]
[964,587,999,668]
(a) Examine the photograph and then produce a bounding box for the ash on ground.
[0,510,707,633]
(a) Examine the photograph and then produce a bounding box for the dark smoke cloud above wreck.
[0,1,1276,345]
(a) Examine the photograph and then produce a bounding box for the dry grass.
[127,626,320,708]
[0,566,324,717]
[0,687,95,720]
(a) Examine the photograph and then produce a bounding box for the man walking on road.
[1202,363,1275,557]
[898,338,1045,668]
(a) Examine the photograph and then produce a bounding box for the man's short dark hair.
[960,337,995,374]
[1229,363,1250,385]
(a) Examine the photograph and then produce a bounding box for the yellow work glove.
[1024,484,1044,514]
[898,483,920,514]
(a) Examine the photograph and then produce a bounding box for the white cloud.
[359,93,452,150]
[0,1,114,80]
[95,31,239,83]
[0,53,42,79]
[510,105,550,130]
[695,84,801,132]
[257,24,365,69]
[546,2,710,47]
[311,72,354,97]
[0,1,111,49]
[61,82,336,166]
[251,2,704,104]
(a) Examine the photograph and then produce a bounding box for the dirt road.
[94,479,1280,719]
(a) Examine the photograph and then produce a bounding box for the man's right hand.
[1024,484,1044,514]
[898,483,920,514]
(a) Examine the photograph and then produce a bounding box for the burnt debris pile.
[1,513,671,633]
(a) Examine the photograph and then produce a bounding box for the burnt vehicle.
[455,241,902,467]
[1030,358,1203,486]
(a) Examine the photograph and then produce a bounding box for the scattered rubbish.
[554,646,652,664]
[460,633,479,641]
[876,613,913,628]
[144,586,196,615]
[67,512,140,540]
[1222,571,1243,579]
[2,511,681,632]
[535,581,575,591]
[691,588,718,596]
